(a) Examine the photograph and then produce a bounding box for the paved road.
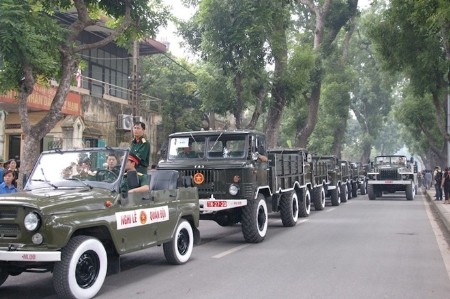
[1,192,450,299]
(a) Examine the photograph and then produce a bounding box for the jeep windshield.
[375,156,407,167]
[25,148,127,190]
[168,135,247,160]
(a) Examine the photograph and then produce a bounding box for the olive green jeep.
[0,148,200,299]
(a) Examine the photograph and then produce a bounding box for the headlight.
[24,212,41,231]
[229,184,239,196]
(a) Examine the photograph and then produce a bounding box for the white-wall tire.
[163,219,194,265]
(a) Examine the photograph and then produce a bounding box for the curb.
[424,189,450,234]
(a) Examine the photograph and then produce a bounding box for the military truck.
[312,156,354,206]
[366,155,417,200]
[158,130,325,243]
[0,148,200,299]
[350,162,368,196]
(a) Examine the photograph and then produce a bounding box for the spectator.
[0,159,5,184]
[0,170,18,194]
[6,159,19,188]
[441,167,450,204]
[425,170,432,190]
[433,166,443,201]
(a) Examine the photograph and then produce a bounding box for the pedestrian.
[433,166,443,200]
[425,170,432,190]
[130,121,150,174]
[0,170,18,194]
[441,167,450,204]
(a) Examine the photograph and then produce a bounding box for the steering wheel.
[96,169,118,182]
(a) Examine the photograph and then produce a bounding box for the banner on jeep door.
[116,206,169,230]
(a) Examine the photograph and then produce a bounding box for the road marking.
[423,195,450,281]
[213,244,250,259]
[298,219,309,224]
[325,208,336,212]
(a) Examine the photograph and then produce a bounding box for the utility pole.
[131,40,140,117]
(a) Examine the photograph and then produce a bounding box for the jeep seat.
[150,170,180,190]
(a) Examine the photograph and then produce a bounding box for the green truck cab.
[367,155,417,200]
[158,130,325,243]
[0,148,199,299]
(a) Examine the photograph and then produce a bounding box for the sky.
[156,0,374,58]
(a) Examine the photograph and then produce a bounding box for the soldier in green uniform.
[121,152,149,193]
[130,121,150,174]
[98,153,120,182]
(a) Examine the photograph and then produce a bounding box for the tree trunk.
[233,72,243,129]
[295,82,321,148]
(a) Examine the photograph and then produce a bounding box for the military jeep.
[366,155,417,200]
[0,148,200,299]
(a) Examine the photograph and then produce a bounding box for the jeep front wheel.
[164,219,194,264]
[406,183,415,201]
[280,191,299,227]
[242,194,268,243]
[368,184,376,200]
[53,236,107,299]
[0,268,8,287]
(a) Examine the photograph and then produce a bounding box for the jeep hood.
[0,188,115,214]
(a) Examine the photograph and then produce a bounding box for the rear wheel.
[360,181,367,195]
[313,186,326,211]
[352,182,358,198]
[164,219,194,264]
[242,194,268,243]
[280,191,299,227]
[330,187,340,206]
[298,189,311,217]
[340,184,348,203]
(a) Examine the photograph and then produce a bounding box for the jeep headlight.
[229,184,239,196]
[24,212,41,232]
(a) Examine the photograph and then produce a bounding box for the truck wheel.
[242,194,268,243]
[347,183,353,199]
[313,186,326,211]
[360,181,367,195]
[352,182,358,198]
[340,184,348,203]
[298,189,311,217]
[0,268,8,287]
[280,191,299,227]
[164,219,194,264]
[53,236,107,299]
[368,184,376,200]
[406,183,415,200]
[330,187,340,206]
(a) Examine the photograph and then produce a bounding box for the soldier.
[122,153,149,193]
[130,121,150,174]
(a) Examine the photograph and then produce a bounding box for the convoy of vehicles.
[0,130,417,299]
[0,148,200,299]
[366,155,418,200]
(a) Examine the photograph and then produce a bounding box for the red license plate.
[207,201,227,207]
[384,180,393,183]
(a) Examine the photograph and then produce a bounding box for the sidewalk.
[423,186,450,233]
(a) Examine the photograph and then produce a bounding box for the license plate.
[207,201,227,207]
[384,180,393,183]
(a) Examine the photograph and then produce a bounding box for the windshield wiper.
[31,179,58,189]
[64,178,93,190]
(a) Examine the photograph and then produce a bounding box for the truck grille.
[0,207,20,239]
[379,169,400,180]
[180,169,223,194]
[0,224,20,238]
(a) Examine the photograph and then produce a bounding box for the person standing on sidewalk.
[425,170,433,189]
[441,167,450,204]
[433,166,443,200]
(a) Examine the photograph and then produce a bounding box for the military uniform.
[130,136,150,173]
[120,171,149,192]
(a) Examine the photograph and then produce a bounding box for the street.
[1,191,450,299]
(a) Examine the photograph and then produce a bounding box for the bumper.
[368,180,412,185]
[0,250,61,262]
[199,198,247,212]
